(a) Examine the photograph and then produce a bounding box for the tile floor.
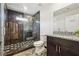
[13,48,35,56]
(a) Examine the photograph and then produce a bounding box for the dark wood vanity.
[47,36,79,56]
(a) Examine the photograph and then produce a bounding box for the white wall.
[40,4,53,36]
[40,3,72,41]
[40,4,71,34]
[40,4,53,41]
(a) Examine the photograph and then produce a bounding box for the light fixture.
[24,6,28,10]
[16,17,28,22]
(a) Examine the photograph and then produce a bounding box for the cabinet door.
[47,37,59,56]
[47,43,59,56]
[60,46,74,56]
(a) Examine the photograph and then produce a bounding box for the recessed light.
[16,17,28,22]
[24,6,28,10]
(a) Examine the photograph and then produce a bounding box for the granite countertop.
[48,34,79,42]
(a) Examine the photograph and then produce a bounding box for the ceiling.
[6,3,40,15]
[54,3,79,16]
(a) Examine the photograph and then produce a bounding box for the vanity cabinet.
[47,36,79,56]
